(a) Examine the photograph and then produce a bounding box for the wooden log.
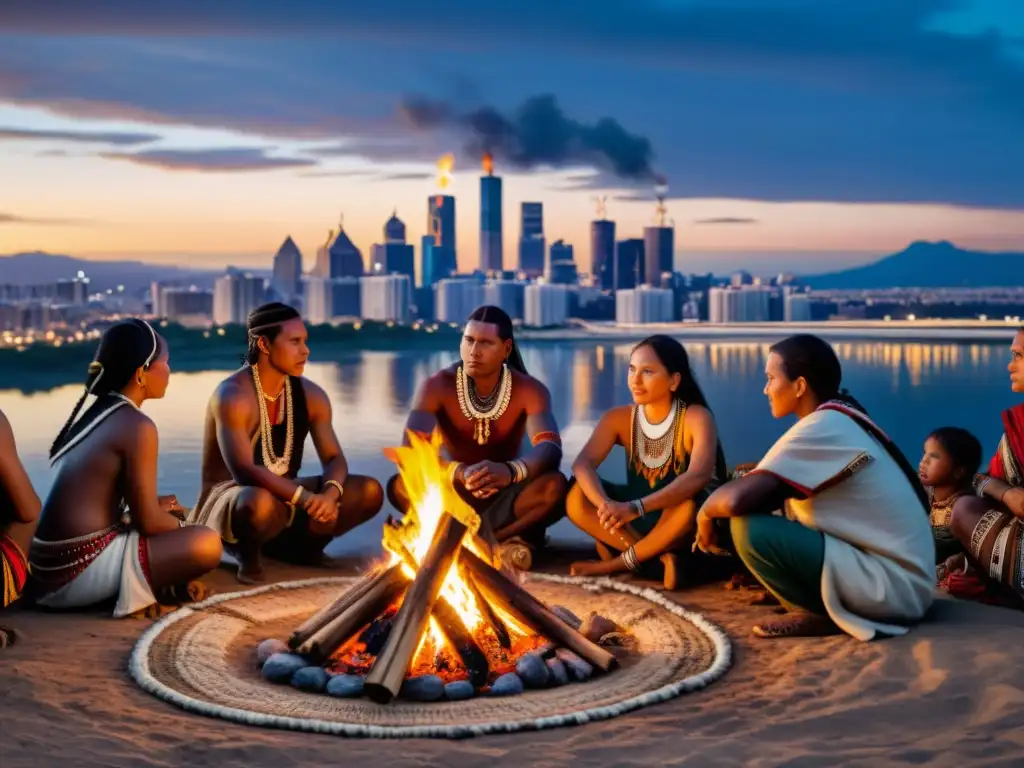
[298,566,409,665]
[460,562,512,649]
[288,563,397,650]
[364,513,467,704]
[460,549,617,673]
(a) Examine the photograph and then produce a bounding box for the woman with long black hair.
[30,319,222,617]
[697,334,934,639]
[567,335,731,589]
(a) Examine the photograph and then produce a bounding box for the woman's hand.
[597,500,638,533]
[159,494,185,519]
[693,510,730,556]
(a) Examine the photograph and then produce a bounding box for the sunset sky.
[1,1,1023,275]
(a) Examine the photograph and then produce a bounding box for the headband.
[141,319,158,369]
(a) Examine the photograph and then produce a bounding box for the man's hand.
[463,461,513,499]
[159,494,185,519]
[693,510,730,556]
[597,500,638,532]
[303,492,339,526]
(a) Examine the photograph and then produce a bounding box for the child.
[918,426,983,565]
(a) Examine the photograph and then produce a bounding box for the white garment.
[34,530,157,618]
[755,408,935,641]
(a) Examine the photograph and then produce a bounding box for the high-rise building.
[518,202,545,277]
[614,239,644,291]
[784,292,813,322]
[315,221,364,279]
[483,280,525,320]
[306,277,361,323]
[547,239,576,284]
[524,283,569,327]
[428,194,456,256]
[271,235,303,301]
[615,285,674,324]
[361,274,411,322]
[369,211,415,284]
[479,156,503,273]
[213,271,266,325]
[709,285,772,323]
[162,288,213,323]
[434,279,485,323]
[642,226,674,287]
[590,219,616,290]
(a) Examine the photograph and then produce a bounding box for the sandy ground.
[2,550,1024,768]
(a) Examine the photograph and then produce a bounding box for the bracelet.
[506,459,528,484]
[974,474,991,497]
[632,499,646,517]
[622,545,641,574]
[323,479,344,500]
[290,485,304,505]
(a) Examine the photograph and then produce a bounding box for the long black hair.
[49,318,163,460]
[769,334,929,513]
[466,305,527,374]
[633,334,729,482]
[245,302,301,365]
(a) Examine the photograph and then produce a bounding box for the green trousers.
[730,514,826,615]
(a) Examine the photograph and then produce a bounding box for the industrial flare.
[437,153,454,190]
[482,151,494,176]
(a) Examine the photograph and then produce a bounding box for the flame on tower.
[437,153,454,190]
[654,175,669,227]
[481,151,494,176]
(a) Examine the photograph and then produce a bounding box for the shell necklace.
[456,363,512,445]
[634,399,682,470]
[251,363,293,476]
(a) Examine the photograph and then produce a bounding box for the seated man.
[387,305,567,566]
[188,303,384,583]
[1,407,40,649]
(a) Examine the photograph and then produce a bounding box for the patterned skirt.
[1,533,29,608]
[968,510,1024,599]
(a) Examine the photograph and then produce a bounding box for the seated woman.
[567,335,731,590]
[29,319,222,617]
[944,327,1024,606]
[917,426,982,566]
[696,334,935,640]
[1,407,42,649]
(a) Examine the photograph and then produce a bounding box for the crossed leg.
[948,495,1024,602]
[230,475,384,583]
[564,482,691,589]
[1,516,37,649]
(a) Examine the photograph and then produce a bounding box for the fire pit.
[262,433,617,702]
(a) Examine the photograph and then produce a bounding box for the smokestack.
[482,151,494,177]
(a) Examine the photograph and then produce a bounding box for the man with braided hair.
[387,305,567,568]
[189,302,383,583]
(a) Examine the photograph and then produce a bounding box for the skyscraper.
[479,154,503,273]
[615,239,644,291]
[370,211,415,284]
[518,202,545,277]
[547,239,577,285]
[271,235,303,302]
[425,195,457,287]
[590,219,616,290]
[315,218,364,279]
[642,225,674,287]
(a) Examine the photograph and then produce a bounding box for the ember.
[273,432,617,703]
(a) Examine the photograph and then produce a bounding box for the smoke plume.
[399,93,656,180]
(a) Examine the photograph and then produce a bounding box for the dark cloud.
[400,93,656,180]
[0,126,160,145]
[100,147,318,172]
[694,217,759,225]
[0,212,93,226]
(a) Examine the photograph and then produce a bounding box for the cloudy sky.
[1,0,1022,275]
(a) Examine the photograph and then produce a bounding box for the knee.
[235,487,279,532]
[386,474,408,512]
[729,515,764,559]
[565,481,587,523]
[534,472,568,510]
[190,527,223,572]
[346,475,384,520]
[949,495,986,542]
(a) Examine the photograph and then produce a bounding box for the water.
[2,338,1017,554]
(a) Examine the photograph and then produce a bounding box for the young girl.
[918,427,982,564]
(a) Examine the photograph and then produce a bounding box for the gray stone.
[291,666,329,693]
[580,613,618,643]
[257,638,290,666]
[326,674,365,698]
[546,657,569,686]
[536,641,558,658]
[555,648,594,681]
[261,653,308,684]
[490,672,525,696]
[444,680,476,701]
[515,652,550,689]
[401,675,445,702]
[551,605,582,630]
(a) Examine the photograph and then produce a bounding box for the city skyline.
[2,1,1023,275]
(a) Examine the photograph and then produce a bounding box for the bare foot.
[660,553,678,590]
[752,613,841,639]
[570,559,618,578]
[595,541,617,561]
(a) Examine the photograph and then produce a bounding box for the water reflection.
[0,339,1016,553]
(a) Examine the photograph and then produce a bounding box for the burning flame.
[481,151,494,176]
[437,153,454,190]
[383,431,525,666]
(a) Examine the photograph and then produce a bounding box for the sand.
[2,553,1024,768]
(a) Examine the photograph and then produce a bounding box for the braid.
[49,388,90,460]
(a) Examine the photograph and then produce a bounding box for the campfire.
[276,433,617,703]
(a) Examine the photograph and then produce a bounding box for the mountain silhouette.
[803,241,1024,289]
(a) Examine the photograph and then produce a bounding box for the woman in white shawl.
[696,334,935,640]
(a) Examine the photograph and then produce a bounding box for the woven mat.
[130,574,731,738]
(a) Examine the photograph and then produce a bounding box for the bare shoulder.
[211,370,253,413]
[114,405,158,446]
[299,376,329,404]
[513,371,551,404]
[682,402,716,432]
[604,404,634,427]
[423,367,457,395]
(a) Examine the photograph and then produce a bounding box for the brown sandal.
[752,613,842,638]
